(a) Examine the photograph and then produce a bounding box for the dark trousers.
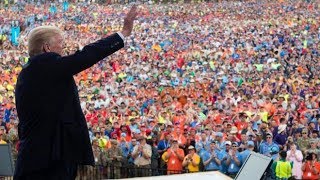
[134,164,151,177]
[14,161,78,180]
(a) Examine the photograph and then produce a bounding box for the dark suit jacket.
[14,33,124,177]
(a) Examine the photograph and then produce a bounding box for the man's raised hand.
[121,5,138,37]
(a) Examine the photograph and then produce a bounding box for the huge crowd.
[0,0,319,179]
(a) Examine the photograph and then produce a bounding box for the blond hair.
[27,26,63,57]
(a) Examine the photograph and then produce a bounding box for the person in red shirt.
[160,124,174,140]
[162,139,185,174]
[115,125,132,142]
[234,113,248,133]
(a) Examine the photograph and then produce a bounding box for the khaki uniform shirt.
[132,144,152,166]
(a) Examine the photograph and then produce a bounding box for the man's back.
[13,6,138,178]
[15,52,94,177]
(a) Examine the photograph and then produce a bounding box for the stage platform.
[118,171,232,180]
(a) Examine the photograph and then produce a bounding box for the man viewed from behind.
[239,141,255,164]
[14,5,138,180]
[271,150,293,180]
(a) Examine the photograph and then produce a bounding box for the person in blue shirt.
[239,141,255,164]
[196,132,210,152]
[126,138,138,177]
[4,108,12,123]
[158,132,171,155]
[198,144,207,162]
[127,138,138,163]
[119,133,130,158]
[259,132,279,158]
[215,132,225,151]
[202,140,223,171]
[226,142,242,178]
[129,118,138,132]
[220,141,231,174]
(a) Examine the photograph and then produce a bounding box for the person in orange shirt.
[261,98,276,116]
[302,152,320,180]
[162,139,185,174]
[172,110,186,129]
[172,128,187,149]
[234,113,248,133]
[187,128,200,144]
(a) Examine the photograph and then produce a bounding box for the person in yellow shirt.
[94,131,110,149]
[258,106,269,122]
[4,0,9,7]
[182,145,200,172]
[0,133,7,144]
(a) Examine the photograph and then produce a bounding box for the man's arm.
[35,6,138,78]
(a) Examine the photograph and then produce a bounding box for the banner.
[11,26,20,46]
[63,1,69,12]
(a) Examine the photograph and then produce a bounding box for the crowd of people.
[0,0,320,179]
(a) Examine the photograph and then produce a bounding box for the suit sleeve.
[35,33,124,78]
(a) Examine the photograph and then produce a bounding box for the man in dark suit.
[13,5,138,180]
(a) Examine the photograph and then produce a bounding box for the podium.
[235,152,273,180]
[0,144,15,176]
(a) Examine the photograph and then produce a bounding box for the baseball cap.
[188,145,195,150]
[266,132,273,137]
[210,140,216,144]
[225,141,232,146]
[247,141,254,147]
[215,132,223,137]
[232,142,239,146]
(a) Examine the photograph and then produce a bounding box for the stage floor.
[118,171,233,180]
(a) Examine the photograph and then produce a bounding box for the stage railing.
[76,164,188,180]
[1,164,187,180]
